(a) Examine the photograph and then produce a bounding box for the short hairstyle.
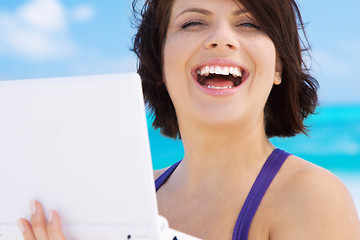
[132,0,319,139]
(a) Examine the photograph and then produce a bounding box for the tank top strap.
[155,160,182,191]
[232,148,292,240]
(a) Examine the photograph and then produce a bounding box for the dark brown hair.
[132,0,319,139]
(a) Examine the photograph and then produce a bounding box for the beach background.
[148,104,360,215]
[0,0,359,215]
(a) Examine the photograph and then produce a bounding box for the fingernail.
[17,219,25,233]
[48,210,54,223]
[30,200,37,216]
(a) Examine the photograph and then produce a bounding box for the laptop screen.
[0,74,157,227]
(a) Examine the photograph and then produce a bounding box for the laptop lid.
[0,73,161,239]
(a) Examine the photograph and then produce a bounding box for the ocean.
[147,104,360,214]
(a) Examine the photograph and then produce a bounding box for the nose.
[204,21,239,50]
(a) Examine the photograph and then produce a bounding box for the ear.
[161,72,167,86]
[274,54,283,85]
[274,71,282,85]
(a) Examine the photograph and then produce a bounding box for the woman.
[18,0,360,239]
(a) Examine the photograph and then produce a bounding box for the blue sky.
[0,0,359,104]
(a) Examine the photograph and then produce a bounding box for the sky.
[0,0,359,105]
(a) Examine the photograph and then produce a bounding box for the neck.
[174,115,274,190]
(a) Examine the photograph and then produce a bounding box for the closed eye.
[181,20,205,29]
[238,22,260,30]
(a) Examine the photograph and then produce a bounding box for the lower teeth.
[205,85,232,89]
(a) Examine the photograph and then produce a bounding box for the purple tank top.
[155,148,291,240]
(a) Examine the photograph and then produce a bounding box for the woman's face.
[163,0,281,130]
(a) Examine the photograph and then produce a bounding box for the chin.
[192,104,250,128]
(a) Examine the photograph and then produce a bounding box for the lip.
[191,58,249,96]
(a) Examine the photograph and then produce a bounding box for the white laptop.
[0,73,200,240]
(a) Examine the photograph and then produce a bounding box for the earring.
[274,72,282,85]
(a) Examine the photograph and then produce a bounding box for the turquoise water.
[147,104,360,172]
[147,104,360,214]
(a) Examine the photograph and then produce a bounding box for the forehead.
[170,0,246,16]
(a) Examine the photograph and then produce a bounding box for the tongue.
[203,77,234,88]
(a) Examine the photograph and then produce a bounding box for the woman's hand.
[17,200,66,240]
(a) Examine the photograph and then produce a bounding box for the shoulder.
[270,155,360,239]
[279,155,354,208]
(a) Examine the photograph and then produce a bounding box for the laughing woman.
[133,0,360,239]
[18,0,360,239]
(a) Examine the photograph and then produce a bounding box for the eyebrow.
[175,7,249,19]
[175,8,211,19]
[232,9,249,16]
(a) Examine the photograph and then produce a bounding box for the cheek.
[162,39,185,102]
[246,38,278,104]
[163,36,179,80]
[162,41,174,86]
[252,41,277,70]
[248,38,277,85]
[163,34,192,86]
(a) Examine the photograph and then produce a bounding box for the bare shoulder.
[270,155,360,239]
[279,155,351,196]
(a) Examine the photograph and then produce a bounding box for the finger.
[47,210,66,240]
[30,200,49,240]
[17,218,36,240]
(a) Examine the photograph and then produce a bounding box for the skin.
[18,0,360,239]
[18,201,65,240]
[157,0,360,239]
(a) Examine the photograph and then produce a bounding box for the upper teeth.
[197,66,242,77]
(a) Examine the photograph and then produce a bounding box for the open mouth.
[196,65,244,89]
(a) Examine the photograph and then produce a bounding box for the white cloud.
[312,49,352,78]
[17,0,66,32]
[312,48,360,104]
[340,40,360,68]
[0,0,77,61]
[70,54,137,76]
[71,4,95,22]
